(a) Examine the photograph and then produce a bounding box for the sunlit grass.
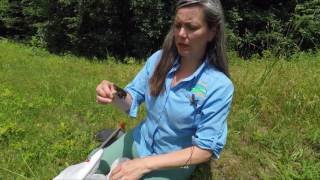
[0,39,319,179]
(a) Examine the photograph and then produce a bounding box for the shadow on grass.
[190,161,212,180]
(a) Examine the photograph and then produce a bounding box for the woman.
[95,0,233,179]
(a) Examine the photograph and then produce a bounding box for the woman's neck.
[179,55,204,75]
[172,55,205,87]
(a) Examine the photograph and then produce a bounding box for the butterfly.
[113,84,127,99]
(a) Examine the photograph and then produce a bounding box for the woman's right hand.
[96,80,117,104]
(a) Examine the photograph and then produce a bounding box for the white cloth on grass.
[53,149,130,180]
[53,149,104,180]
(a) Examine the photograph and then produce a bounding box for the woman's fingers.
[110,165,124,180]
[96,84,107,97]
[96,95,112,104]
[96,80,117,103]
[102,83,116,99]
[109,82,116,94]
[109,159,147,180]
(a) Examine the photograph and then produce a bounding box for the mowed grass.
[0,39,319,179]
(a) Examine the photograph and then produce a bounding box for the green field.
[0,39,319,179]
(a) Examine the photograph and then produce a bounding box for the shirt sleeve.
[124,50,162,118]
[192,80,234,159]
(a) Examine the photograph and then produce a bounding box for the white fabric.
[53,149,104,180]
[53,149,131,180]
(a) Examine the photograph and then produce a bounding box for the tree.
[1,0,320,60]
[292,0,320,50]
[1,0,31,39]
[223,0,298,58]
[45,0,78,54]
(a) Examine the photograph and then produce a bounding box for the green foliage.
[1,0,29,38]
[224,0,320,58]
[0,0,46,40]
[292,0,320,50]
[74,0,132,58]
[44,0,78,53]
[224,0,298,58]
[129,0,174,58]
[0,0,8,32]
[0,39,142,179]
[1,40,319,179]
[0,0,320,60]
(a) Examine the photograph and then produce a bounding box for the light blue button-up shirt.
[125,50,234,159]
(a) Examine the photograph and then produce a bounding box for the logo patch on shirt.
[191,81,207,98]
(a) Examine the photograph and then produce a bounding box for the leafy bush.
[0,0,319,60]
[291,1,320,50]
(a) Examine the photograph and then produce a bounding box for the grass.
[0,39,319,179]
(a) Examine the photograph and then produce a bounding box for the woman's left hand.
[109,158,151,180]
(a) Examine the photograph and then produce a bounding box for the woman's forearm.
[142,146,212,171]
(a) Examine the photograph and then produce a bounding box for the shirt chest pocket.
[165,91,204,130]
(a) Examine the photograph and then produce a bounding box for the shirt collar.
[168,57,180,75]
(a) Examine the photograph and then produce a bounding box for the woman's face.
[174,6,215,60]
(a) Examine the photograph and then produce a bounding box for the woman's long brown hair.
[149,0,229,97]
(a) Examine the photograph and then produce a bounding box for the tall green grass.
[0,39,319,179]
